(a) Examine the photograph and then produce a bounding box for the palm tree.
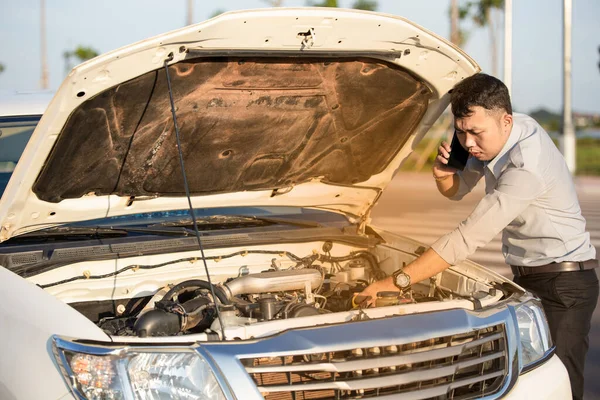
[451,0,472,47]
[307,0,378,10]
[470,0,504,76]
[414,0,470,171]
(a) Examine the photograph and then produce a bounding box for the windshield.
[0,115,41,199]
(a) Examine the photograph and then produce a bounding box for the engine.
[84,251,420,338]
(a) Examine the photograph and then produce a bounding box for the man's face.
[454,106,513,162]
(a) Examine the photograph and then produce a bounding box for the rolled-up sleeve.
[431,167,544,265]
[450,158,484,201]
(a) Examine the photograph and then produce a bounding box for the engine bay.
[48,241,506,340]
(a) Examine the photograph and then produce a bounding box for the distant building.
[573,112,600,128]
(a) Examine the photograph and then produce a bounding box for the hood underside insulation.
[34,57,431,203]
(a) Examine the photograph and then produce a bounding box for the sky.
[0,0,599,114]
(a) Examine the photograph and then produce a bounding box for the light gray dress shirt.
[431,113,596,267]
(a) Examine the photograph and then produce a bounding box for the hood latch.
[298,28,316,49]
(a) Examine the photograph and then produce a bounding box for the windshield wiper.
[150,215,323,229]
[244,215,323,228]
[110,226,194,236]
[12,215,322,242]
[14,225,193,240]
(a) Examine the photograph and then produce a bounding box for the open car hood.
[0,8,479,241]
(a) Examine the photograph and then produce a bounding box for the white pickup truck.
[0,8,570,400]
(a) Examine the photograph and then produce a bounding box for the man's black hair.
[450,73,512,118]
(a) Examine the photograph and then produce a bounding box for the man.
[359,73,598,399]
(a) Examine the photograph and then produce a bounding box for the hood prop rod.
[163,55,226,340]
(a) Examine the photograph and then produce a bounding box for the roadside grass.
[574,138,600,176]
[401,137,600,176]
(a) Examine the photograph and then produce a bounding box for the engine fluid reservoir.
[376,291,400,307]
[334,271,350,283]
[349,265,365,281]
[347,259,367,281]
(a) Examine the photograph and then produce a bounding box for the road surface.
[371,172,600,399]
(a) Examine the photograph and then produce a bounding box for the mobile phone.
[447,131,469,171]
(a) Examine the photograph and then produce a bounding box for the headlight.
[53,337,227,400]
[515,300,553,370]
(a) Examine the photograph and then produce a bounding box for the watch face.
[395,272,410,288]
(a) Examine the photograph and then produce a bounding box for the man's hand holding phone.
[433,132,469,183]
[433,140,458,183]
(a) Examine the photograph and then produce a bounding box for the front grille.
[241,324,507,400]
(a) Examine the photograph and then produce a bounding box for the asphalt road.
[371,172,600,399]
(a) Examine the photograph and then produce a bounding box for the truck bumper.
[503,355,571,399]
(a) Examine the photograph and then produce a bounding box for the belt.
[511,259,599,277]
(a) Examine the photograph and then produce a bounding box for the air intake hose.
[163,279,230,305]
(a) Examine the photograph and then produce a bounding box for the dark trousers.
[514,269,599,400]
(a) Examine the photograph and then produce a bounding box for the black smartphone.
[447,131,469,171]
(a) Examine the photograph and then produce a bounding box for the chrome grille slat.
[246,333,503,374]
[242,323,508,400]
[365,371,505,400]
[255,352,505,392]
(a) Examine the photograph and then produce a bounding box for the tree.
[262,0,284,6]
[308,0,338,6]
[210,9,225,18]
[469,0,504,76]
[450,0,472,47]
[352,0,377,11]
[72,46,99,62]
[307,0,378,10]
[63,46,100,74]
[0,63,4,74]
[414,0,470,171]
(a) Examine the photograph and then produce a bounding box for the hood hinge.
[358,211,371,235]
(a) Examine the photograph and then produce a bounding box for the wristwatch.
[392,269,411,291]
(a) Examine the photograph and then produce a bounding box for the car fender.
[0,267,109,400]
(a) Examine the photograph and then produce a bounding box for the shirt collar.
[485,120,522,179]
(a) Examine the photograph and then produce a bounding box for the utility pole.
[186,0,193,26]
[40,0,49,89]
[503,0,512,95]
[562,0,576,173]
